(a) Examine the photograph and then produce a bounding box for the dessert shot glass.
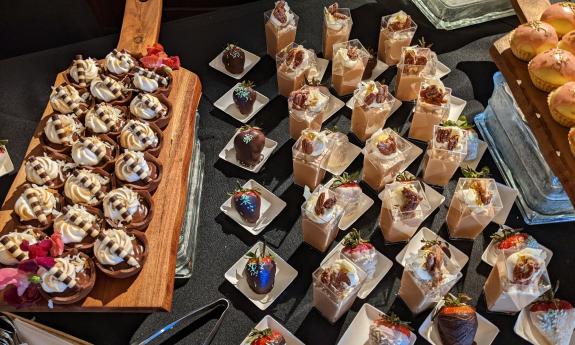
[331,39,370,96]
[378,11,417,65]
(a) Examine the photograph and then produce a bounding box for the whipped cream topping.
[405,243,457,290]
[432,126,466,152]
[505,248,546,285]
[54,204,97,244]
[0,230,38,265]
[130,93,166,120]
[368,130,401,161]
[49,85,85,114]
[115,150,151,182]
[71,136,112,166]
[389,183,422,214]
[386,11,413,32]
[334,47,359,68]
[44,113,83,145]
[280,45,311,76]
[103,187,140,225]
[14,185,58,222]
[270,1,296,28]
[90,76,124,102]
[64,169,109,205]
[133,73,159,93]
[25,154,65,186]
[324,4,350,31]
[289,86,329,115]
[94,228,136,266]
[85,103,124,133]
[120,120,159,151]
[304,188,339,224]
[70,57,99,85]
[105,50,135,75]
[40,254,86,293]
[298,129,329,157]
[317,259,360,299]
[306,88,330,112]
[355,81,391,109]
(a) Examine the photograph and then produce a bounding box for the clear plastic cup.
[264,4,299,58]
[292,129,333,190]
[422,125,468,187]
[288,85,330,140]
[301,185,344,252]
[276,43,317,97]
[409,79,451,142]
[351,82,395,142]
[378,11,417,65]
[395,46,436,101]
[331,39,370,96]
[322,6,353,60]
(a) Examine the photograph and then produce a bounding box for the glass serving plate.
[475,72,575,225]
[411,0,515,30]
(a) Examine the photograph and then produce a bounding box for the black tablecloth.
[1,0,573,344]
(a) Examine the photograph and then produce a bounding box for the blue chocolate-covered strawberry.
[232,185,261,223]
[244,242,276,294]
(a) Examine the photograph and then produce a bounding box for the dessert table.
[0,0,572,344]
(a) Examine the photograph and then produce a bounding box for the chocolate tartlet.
[71,135,118,171]
[90,75,132,106]
[114,150,162,193]
[435,294,478,345]
[24,152,71,190]
[244,242,276,294]
[233,125,265,167]
[129,93,172,129]
[94,229,148,279]
[84,103,128,138]
[38,251,96,305]
[40,113,84,155]
[104,49,138,77]
[49,84,91,117]
[63,55,100,90]
[64,168,112,206]
[53,204,102,252]
[362,48,377,80]
[102,187,153,231]
[0,228,47,266]
[233,81,257,115]
[119,119,163,157]
[222,44,245,74]
[132,66,172,97]
[12,185,63,232]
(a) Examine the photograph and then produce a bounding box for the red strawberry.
[373,313,412,338]
[231,185,261,223]
[247,328,285,345]
[436,294,477,345]
[530,299,573,312]
[492,227,531,250]
[529,283,575,345]
[342,228,373,255]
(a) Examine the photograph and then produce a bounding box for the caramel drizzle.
[27,157,52,185]
[137,94,167,116]
[108,195,133,223]
[0,236,27,261]
[71,170,105,200]
[54,86,84,116]
[24,189,49,224]
[121,154,151,182]
[134,67,169,86]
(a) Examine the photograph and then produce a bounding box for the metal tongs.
[132,298,230,345]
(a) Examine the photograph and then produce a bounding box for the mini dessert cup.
[422,126,468,187]
[264,1,299,58]
[64,167,112,207]
[94,229,148,279]
[90,75,132,106]
[447,178,503,240]
[409,79,451,142]
[379,180,431,243]
[131,66,172,97]
[63,55,100,91]
[378,11,417,65]
[53,204,102,252]
[24,151,72,191]
[351,81,394,142]
[313,256,366,323]
[0,228,48,266]
[38,251,97,305]
[288,85,330,139]
[129,93,172,130]
[40,113,84,155]
[301,185,345,252]
[322,3,353,60]
[49,84,92,117]
[331,39,370,96]
[12,185,63,232]
[484,248,551,314]
[361,128,409,192]
[114,151,163,194]
[103,49,138,78]
[486,226,552,266]
[276,43,317,97]
[119,119,163,157]
[292,129,333,190]
[103,188,154,231]
[71,135,118,172]
[395,46,436,101]
[84,104,128,139]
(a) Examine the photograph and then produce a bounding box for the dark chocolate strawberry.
[435,293,478,345]
[234,125,265,167]
[244,242,277,295]
[232,184,261,223]
[233,81,257,115]
[222,43,245,74]
[247,327,286,345]
[362,48,377,80]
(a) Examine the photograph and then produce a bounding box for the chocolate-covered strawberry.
[233,81,257,115]
[529,284,575,345]
[362,47,377,80]
[330,172,362,213]
[234,125,265,167]
[244,242,276,294]
[232,184,261,223]
[369,312,412,345]
[247,327,286,345]
[341,228,377,279]
[435,293,478,345]
[222,43,245,74]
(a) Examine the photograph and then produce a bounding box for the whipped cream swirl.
[25,154,64,186]
[71,136,112,166]
[130,93,166,120]
[103,187,140,224]
[90,76,124,102]
[94,228,136,266]
[115,150,151,182]
[85,103,124,134]
[70,57,99,84]
[270,1,296,29]
[54,204,97,244]
[14,185,58,222]
[0,230,38,265]
[49,85,85,114]
[44,114,83,145]
[40,254,86,293]
[64,169,109,205]
[120,120,159,151]
[105,50,135,75]
[133,73,159,93]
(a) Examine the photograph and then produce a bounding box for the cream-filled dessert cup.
[323,3,352,60]
[379,180,431,243]
[332,39,370,96]
[288,85,330,139]
[399,241,462,314]
[378,11,417,65]
[351,81,394,142]
[484,248,550,314]
[395,46,436,101]
[301,185,344,252]
[422,125,468,187]
[409,79,451,142]
[265,1,299,58]
[292,129,334,190]
[312,257,366,323]
[276,43,318,97]
[361,128,409,192]
[447,178,503,240]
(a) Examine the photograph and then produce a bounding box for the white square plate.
[209,47,260,79]
[460,139,487,170]
[218,131,278,173]
[321,93,346,123]
[447,96,467,122]
[364,59,390,82]
[338,304,417,345]
[396,227,468,270]
[435,61,451,79]
[481,239,553,267]
[419,308,499,345]
[214,83,270,124]
[324,142,363,176]
[514,307,575,345]
[240,315,304,345]
[346,95,402,115]
[324,177,374,231]
[224,241,298,310]
[321,235,393,299]
[220,179,286,235]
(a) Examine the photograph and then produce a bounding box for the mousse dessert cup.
[361,128,409,192]
[64,168,112,207]
[24,152,71,190]
[484,247,551,313]
[408,79,451,142]
[84,103,128,139]
[312,257,366,323]
[40,113,84,155]
[422,125,468,187]
[395,46,436,101]
[114,150,163,193]
[53,204,103,252]
[63,55,100,90]
[276,43,317,97]
[447,177,503,240]
[301,185,344,252]
[288,85,330,139]
[322,3,353,60]
[94,228,148,279]
[332,39,370,96]
[292,129,334,190]
[102,187,153,231]
[0,228,47,266]
[265,1,299,58]
[378,11,417,65]
[12,184,63,232]
[379,180,431,243]
[351,81,394,142]
[399,239,461,314]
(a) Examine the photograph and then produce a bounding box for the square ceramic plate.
[514,307,575,345]
[209,47,260,79]
[224,241,298,310]
[447,96,467,122]
[396,227,468,269]
[481,239,553,267]
[337,304,417,345]
[214,83,270,123]
[240,315,304,345]
[419,307,499,345]
[315,57,330,82]
[323,142,363,176]
[218,131,278,173]
[321,235,393,299]
[460,139,488,170]
[321,93,346,123]
[220,179,286,235]
[436,60,451,79]
[364,59,390,82]
[346,95,402,115]
[324,177,374,231]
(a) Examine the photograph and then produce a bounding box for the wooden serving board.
[0,0,202,311]
[490,0,575,204]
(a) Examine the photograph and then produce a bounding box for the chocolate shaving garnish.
[347,46,359,60]
[470,180,492,205]
[314,192,326,215]
[388,15,412,32]
[513,255,540,283]
[301,138,314,154]
[400,187,421,212]
[272,1,288,23]
[291,89,309,110]
[377,137,397,155]
[420,85,447,106]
